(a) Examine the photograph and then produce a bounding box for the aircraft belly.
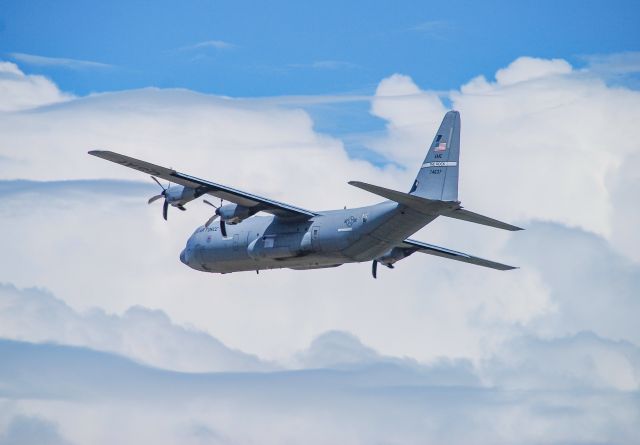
[202,254,348,273]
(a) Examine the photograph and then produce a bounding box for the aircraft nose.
[179,248,187,265]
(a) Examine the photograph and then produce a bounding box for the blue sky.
[4,0,638,151]
[2,0,639,97]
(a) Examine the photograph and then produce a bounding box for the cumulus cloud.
[1,57,640,444]
[494,56,572,85]
[0,62,72,112]
[361,56,640,257]
[0,85,380,210]
[0,283,270,373]
[506,221,640,344]
[1,333,639,445]
[1,56,639,364]
[451,57,640,244]
[0,175,549,363]
[368,73,447,167]
[485,332,640,391]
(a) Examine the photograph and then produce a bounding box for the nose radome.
[179,249,187,265]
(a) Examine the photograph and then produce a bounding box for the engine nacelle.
[217,203,253,224]
[165,185,197,205]
[376,247,414,267]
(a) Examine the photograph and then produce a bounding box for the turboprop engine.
[371,247,415,278]
[203,201,254,237]
[147,176,198,220]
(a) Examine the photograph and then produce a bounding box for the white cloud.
[506,222,640,344]
[368,73,447,167]
[0,62,72,111]
[0,176,550,363]
[362,56,640,252]
[0,53,639,410]
[181,40,235,51]
[455,58,640,250]
[485,332,640,391]
[0,283,271,372]
[494,56,572,85]
[10,53,113,70]
[1,331,639,445]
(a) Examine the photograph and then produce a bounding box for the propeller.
[203,199,227,237]
[148,176,171,221]
[371,259,394,279]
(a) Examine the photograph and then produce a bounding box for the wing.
[89,150,317,219]
[399,238,517,271]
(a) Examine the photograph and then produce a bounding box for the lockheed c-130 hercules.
[89,111,522,278]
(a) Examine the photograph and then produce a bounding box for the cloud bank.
[0,61,72,111]
[1,54,639,443]
[1,330,638,445]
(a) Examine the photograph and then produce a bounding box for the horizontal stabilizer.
[442,208,523,231]
[348,180,522,231]
[348,181,455,214]
[399,238,517,270]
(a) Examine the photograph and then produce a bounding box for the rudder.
[409,111,460,202]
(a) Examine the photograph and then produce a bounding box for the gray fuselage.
[179,201,437,273]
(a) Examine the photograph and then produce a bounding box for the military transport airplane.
[89,111,522,278]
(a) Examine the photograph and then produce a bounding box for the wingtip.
[502,223,524,231]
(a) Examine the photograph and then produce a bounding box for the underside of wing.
[399,238,517,271]
[88,150,317,219]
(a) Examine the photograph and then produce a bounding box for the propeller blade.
[372,260,378,279]
[151,176,166,191]
[205,214,218,228]
[220,220,227,237]
[203,199,218,209]
[147,194,164,204]
[162,200,169,221]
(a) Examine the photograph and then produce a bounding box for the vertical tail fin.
[409,111,460,202]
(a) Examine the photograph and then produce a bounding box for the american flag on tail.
[434,141,447,152]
